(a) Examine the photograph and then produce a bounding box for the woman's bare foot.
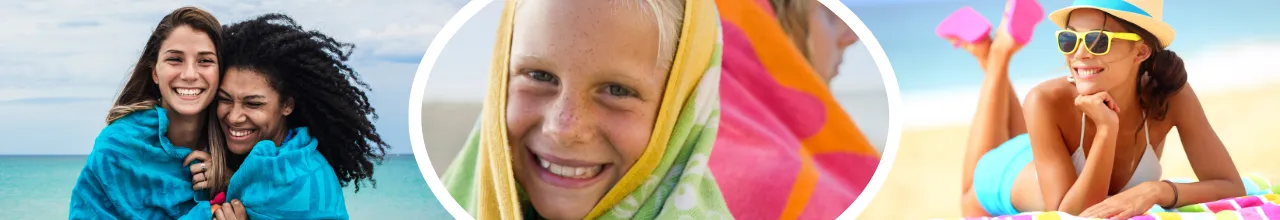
[990,0,1030,63]
[990,22,1025,59]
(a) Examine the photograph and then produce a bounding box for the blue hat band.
[1071,0,1152,17]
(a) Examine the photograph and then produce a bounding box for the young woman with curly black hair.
[183,13,388,220]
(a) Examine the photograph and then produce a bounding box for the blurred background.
[0,0,459,218]
[846,0,1280,219]
[420,1,893,177]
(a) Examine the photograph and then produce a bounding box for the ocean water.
[0,154,450,219]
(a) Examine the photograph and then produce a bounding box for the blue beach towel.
[225,127,349,220]
[68,107,212,220]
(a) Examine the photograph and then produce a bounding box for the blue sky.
[847,0,1280,126]
[0,0,469,154]
[850,0,1280,91]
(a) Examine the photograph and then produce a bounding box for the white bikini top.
[1071,113,1162,191]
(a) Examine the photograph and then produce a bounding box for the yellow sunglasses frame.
[1055,30,1143,55]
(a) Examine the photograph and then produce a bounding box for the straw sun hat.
[1048,0,1176,48]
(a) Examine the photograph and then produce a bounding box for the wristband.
[1160,180,1179,209]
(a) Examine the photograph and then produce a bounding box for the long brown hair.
[105,6,231,194]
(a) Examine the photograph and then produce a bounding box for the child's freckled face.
[504,0,668,219]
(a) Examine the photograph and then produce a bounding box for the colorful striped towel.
[953,174,1280,220]
[951,195,1280,220]
[713,0,882,219]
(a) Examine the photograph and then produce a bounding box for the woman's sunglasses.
[1055,30,1142,55]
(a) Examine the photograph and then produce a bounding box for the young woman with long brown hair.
[69,6,229,219]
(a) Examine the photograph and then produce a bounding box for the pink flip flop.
[936,6,991,48]
[1004,0,1044,45]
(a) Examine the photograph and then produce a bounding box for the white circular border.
[408,0,491,219]
[815,0,903,219]
[407,1,904,219]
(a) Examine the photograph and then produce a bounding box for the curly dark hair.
[220,13,388,191]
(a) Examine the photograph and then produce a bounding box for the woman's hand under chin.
[1079,181,1167,220]
[1075,91,1120,129]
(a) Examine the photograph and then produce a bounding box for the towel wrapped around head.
[441,0,729,219]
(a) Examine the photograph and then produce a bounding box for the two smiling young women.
[68,7,386,220]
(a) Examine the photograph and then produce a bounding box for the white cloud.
[356,23,446,58]
[0,0,460,100]
[1181,40,1280,92]
[195,0,461,61]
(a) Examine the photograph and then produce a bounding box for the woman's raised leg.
[958,13,1031,217]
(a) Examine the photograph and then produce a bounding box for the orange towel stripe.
[781,149,819,219]
[717,0,879,157]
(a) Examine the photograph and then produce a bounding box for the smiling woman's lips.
[174,88,205,100]
[1074,67,1105,80]
[226,128,256,141]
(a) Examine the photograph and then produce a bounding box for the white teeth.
[230,129,253,137]
[176,88,203,96]
[537,157,601,179]
[1078,69,1100,76]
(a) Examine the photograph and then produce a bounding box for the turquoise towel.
[68,107,212,220]
[226,127,349,220]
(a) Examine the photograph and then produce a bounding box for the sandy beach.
[420,101,483,177]
[858,84,1280,220]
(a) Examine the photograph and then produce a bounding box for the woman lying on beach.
[181,13,388,220]
[955,0,1250,219]
[69,7,228,219]
[441,0,725,219]
[711,0,879,218]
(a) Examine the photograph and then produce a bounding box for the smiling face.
[216,68,292,155]
[1063,9,1151,95]
[504,0,667,219]
[806,1,858,83]
[153,25,220,116]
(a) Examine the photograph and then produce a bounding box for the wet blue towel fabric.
[226,127,349,220]
[69,106,212,220]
